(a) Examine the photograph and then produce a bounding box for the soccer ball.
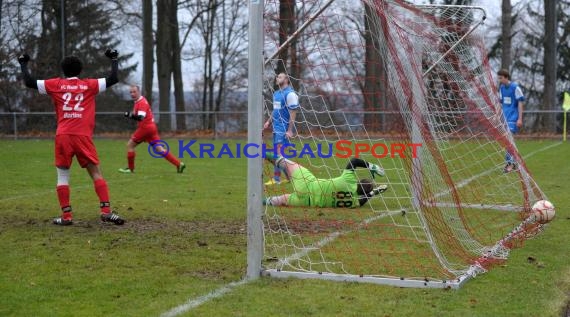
[531,200,555,223]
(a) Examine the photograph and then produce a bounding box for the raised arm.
[345,157,385,178]
[18,54,38,89]
[104,49,119,87]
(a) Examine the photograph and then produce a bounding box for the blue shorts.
[507,121,518,134]
[273,132,289,145]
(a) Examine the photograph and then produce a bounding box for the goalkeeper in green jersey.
[264,155,387,208]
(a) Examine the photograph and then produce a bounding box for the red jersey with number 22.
[38,77,107,136]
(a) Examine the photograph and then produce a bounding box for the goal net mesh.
[260,0,546,284]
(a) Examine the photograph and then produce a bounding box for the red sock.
[57,185,72,219]
[94,179,111,214]
[127,151,136,171]
[56,185,70,209]
[164,152,180,167]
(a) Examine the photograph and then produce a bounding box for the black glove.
[105,49,119,60]
[124,111,143,121]
[18,54,30,65]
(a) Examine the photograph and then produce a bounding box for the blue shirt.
[272,86,299,133]
[499,82,525,123]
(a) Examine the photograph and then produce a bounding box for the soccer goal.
[247,0,550,289]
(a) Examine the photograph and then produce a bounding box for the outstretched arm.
[18,54,38,89]
[104,49,119,87]
[345,157,385,178]
[358,184,388,206]
[124,111,144,121]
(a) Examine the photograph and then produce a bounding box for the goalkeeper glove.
[370,184,388,196]
[18,54,30,65]
[368,163,385,178]
[105,49,119,60]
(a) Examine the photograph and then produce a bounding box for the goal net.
[258,0,548,288]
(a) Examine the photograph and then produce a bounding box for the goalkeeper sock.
[56,185,70,210]
[94,179,111,214]
[127,151,136,171]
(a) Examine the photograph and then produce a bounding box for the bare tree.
[501,0,512,70]
[156,0,174,130]
[170,0,186,131]
[543,0,557,131]
[142,0,153,101]
[363,2,388,131]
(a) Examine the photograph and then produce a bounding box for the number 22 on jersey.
[62,92,84,111]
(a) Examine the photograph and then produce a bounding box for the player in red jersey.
[18,50,125,226]
[118,84,185,174]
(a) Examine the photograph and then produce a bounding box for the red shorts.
[55,134,99,168]
[131,125,160,144]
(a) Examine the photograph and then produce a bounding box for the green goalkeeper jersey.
[288,167,360,208]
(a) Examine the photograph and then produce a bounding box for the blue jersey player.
[263,73,299,185]
[497,69,525,173]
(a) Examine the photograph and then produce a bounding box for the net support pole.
[246,0,264,280]
[562,110,567,142]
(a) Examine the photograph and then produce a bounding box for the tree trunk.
[363,3,386,131]
[500,0,512,70]
[170,0,185,131]
[277,0,294,75]
[142,0,154,102]
[156,0,173,131]
[543,0,557,131]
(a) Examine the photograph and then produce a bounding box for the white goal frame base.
[262,269,474,289]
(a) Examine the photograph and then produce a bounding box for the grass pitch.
[0,138,568,317]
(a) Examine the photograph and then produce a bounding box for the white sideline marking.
[277,211,398,267]
[522,141,562,159]
[161,211,399,317]
[160,143,562,315]
[160,279,249,317]
[433,141,562,200]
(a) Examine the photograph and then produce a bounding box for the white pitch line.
[161,210,399,317]
[433,141,563,200]
[160,142,564,316]
[160,279,249,317]
[521,141,562,159]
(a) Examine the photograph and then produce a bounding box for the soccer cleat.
[264,179,279,185]
[100,212,125,225]
[503,163,518,173]
[264,178,282,186]
[118,167,133,173]
[368,163,385,178]
[177,162,186,174]
[53,217,73,226]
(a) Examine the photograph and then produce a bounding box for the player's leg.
[504,123,518,173]
[149,129,185,173]
[77,136,125,225]
[265,133,288,185]
[265,150,301,182]
[127,139,137,171]
[53,135,73,225]
[119,132,142,173]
